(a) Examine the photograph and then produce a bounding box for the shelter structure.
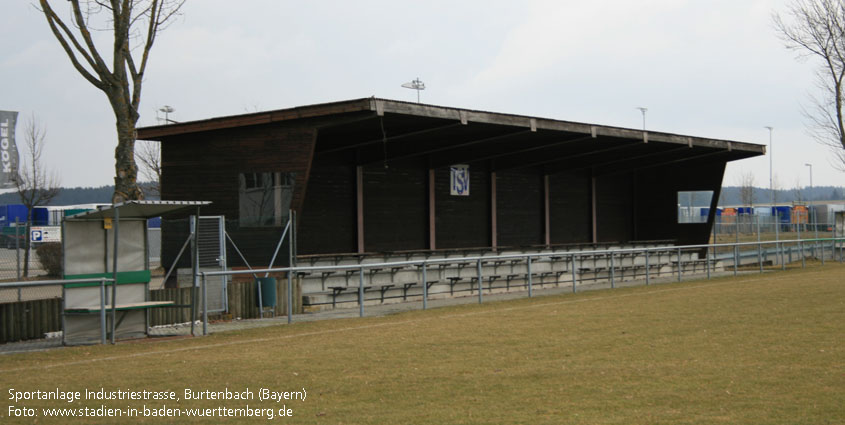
[137,98,765,267]
[62,200,209,345]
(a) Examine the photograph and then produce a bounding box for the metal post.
[678,248,683,282]
[645,249,650,285]
[571,254,577,293]
[706,245,711,280]
[422,262,428,309]
[190,214,198,336]
[798,215,805,268]
[610,252,615,289]
[359,266,364,317]
[111,206,119,344]
[757,215,762,272]
[99,278,106,344]
[476,259,483,304]
[733,245,738,277]
[527,257,533,297]
[287,210,294,324]
[202,273,208,335]
[15,218,20,280]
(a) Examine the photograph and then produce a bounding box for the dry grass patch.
[1,264,843,424]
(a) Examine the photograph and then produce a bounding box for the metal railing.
[199,237,845,332]
[0,277,114,344]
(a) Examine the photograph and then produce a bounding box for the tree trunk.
[110,96,144,204]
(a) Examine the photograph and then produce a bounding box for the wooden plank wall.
[596,171,635,243]
[434,164,491,249]
[160,123,316,268]
[298,157,357,255]
[362,160,428,252]
[496,168,544,247]
[549,169,592,244]
[149,275,302,326]
[633,161,726,246]
[0,298,62,344]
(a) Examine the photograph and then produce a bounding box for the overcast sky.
[2,0,844,191]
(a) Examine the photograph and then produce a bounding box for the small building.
[137,98,764,267]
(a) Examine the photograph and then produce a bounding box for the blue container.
[701,207,721,217]
[32,207,50,226]
[0,204,29,227]
[772,206,791,223]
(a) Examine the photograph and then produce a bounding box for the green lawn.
[1,263,843,424]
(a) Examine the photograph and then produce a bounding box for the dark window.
[238,172,295,227]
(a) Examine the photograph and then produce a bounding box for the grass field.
[1,263,843,424]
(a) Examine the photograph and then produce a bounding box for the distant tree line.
[0,183,159,206]
[718,185,845,207]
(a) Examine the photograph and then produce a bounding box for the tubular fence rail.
[200,236,845,325]
[1,238,843,345]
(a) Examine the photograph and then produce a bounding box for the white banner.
[0,111,20,189]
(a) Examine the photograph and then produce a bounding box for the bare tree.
[738,171,756,208]
[136,140,160,198]
[14,115,60,277]
[772,174,783,205]
[37,0,184,202]
[774,0,845,170]
[793,177,806,203]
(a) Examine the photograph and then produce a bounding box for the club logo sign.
[450,164,469,196]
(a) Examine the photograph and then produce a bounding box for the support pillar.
[356,165,365,254]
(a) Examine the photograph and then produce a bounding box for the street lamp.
[805,163,818,241]
[765,126,779,263]
[636,107,647,130]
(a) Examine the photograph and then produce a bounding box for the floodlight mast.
[159,105,175,124]
[636,107,647,130]
[402,78,426,103]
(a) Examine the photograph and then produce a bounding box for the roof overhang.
[65,200,211,221]
[137,98,765,173]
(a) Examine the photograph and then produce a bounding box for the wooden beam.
[491,171,497,249]
[544,174,551,246]
[317,122,463,155]
[507,142,642,172]
[356,165,365,254]
[429,169,436,250]
[432,134,592,169]
[373,128,531,167]
[591,172,598,244]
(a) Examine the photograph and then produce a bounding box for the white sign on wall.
[31,226,62,243]
[450,164,470,196]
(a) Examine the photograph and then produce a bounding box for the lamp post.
[765,126,779,266]
[636,107,647,130]
[805,163,818,242]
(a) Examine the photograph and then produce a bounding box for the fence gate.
[192,215,228,313]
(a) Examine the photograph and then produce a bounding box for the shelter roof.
[137,98,764,174]
[65,200,211,220]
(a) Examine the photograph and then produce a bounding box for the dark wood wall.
[434,164,491,249]
[362,160,428,252]
[596,171,635,243]
[549,169,592,244]
[298,155,356,255]
[160,123,316,268]
[160,121,727,262]
[632,161,726,245]
[496,168,544,247]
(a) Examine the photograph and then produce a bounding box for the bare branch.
[775,0,845,170]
